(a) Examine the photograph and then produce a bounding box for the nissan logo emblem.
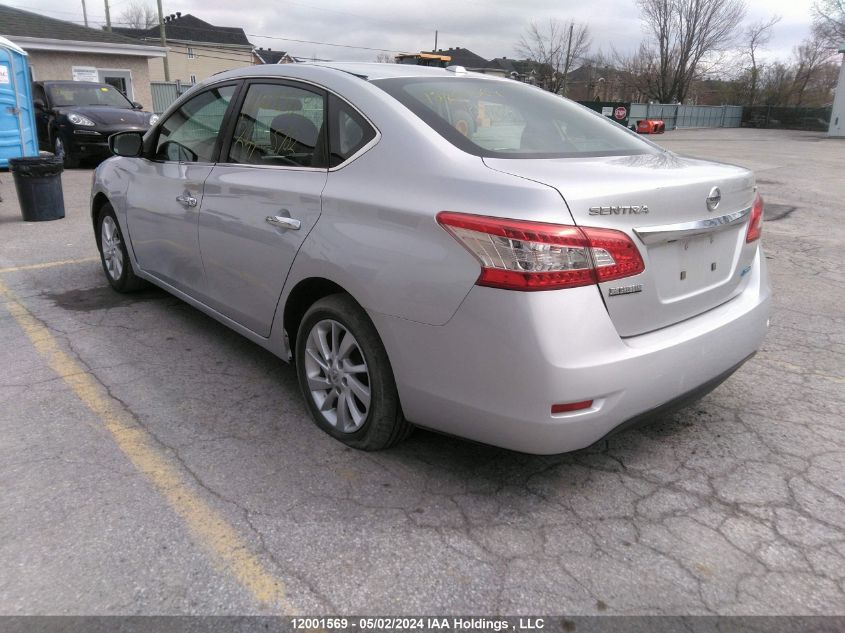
[706,186,721,211]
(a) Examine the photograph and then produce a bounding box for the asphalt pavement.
[0,128,843,615]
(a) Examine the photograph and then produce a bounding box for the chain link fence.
[741,106,831,131]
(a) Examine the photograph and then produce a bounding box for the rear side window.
[155,84,236,162]
[228,82,327,168]
[371,77,654,159]
[328,94,376,167]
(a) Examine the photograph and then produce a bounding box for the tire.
[295,294,412,450]
[97,203,145,292]
[54,134,79,169]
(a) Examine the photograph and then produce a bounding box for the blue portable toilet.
[0,36,38,168]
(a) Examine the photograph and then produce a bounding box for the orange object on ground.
[637,119,665,134]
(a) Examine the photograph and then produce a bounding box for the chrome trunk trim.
[633,206,751,245]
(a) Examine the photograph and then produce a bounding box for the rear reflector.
[551,400,593,414]
[436,212,645,291]
[746,193,763,243]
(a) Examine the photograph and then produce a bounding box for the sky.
[2,0,820,65]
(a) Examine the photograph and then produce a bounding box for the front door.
[124,83,238,297]
[198,80,329,336]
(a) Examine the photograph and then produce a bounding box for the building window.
[190,74,197,85]
[187,47,195,59]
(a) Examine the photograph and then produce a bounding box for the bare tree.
[812,0,845,49]
[616,0,747,103]
[374,53,394,63]
[119,1,157,29]
[743,16,780,106]
[791,32,836,106]
[516,19,591,95]
[749,32,838,107]
[758,62,795,106]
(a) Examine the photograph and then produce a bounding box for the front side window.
[328,94,376,167]
[371,77,655,159]
[228,83,326,168]
[155,84,236,163]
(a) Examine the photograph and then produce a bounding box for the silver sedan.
[92,62,770,454]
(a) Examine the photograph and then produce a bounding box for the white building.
[830,43,845,138]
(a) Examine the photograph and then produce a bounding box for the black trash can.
[8,156,65,222]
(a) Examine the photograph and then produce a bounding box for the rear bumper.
[370,248,771,454]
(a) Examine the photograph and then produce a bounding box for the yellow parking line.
[0,277,296,614]
[0,257,100,274]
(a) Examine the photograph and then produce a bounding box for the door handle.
[265,215,301,230]
[176,194,198,208]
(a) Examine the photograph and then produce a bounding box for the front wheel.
[295,294,412,450]
[97,204,145,292]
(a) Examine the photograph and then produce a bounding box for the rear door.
[124,82,238,297]
[197,80,329,336]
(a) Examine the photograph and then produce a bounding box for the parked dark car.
[32,81,158,167]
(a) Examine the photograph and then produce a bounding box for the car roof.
[308,62,499,81]
[218,61,502,82]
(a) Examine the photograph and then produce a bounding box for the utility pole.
[103,0,111,31]
[156,0,171,81]
[81,0,89,27]
[434,30,438,51]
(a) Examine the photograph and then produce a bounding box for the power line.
[1,3,417,55]
[281,0,422,31]
[246,33,410,55]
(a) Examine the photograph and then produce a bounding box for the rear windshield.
[46,83,133,108]
[371,77,655,159]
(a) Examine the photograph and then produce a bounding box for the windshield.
[371,77,656,159]
[47,83,133,108]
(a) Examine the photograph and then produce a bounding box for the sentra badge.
[589,205,649,216]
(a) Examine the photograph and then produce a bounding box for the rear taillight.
[746,193,763,243]
[436,212,645,291]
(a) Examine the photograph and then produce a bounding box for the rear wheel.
[295,294,412,450]
[97,204,145,292]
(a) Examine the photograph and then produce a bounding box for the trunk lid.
[484,151,759,336]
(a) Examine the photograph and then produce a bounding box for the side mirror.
[33,98,46,111]
[109,131,144,157]
[132,101,143,110]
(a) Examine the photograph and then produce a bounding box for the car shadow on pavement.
[42,284,171,312]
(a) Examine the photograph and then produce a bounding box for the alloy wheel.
[304,319,371,433]
[100,216,124,281]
